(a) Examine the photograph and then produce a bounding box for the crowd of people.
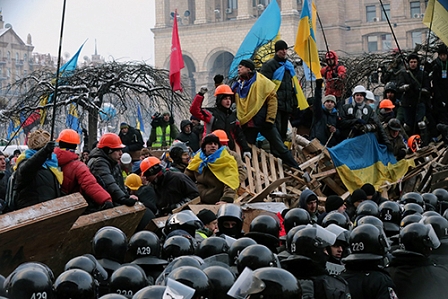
[1,40,448,298]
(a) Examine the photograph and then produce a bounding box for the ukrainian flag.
[66,102,82,134]
[294,0,322,80]
[423,0,448,46]
[328,133,414,193]
[228,0,281,78]
[272,62,309,110]
[136,104,145,133]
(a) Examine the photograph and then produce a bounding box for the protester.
[297,188,320,223]
[195,208,218,242]
[320,50,347,105]
[0,151,11,205]
[147,111,178,148]
[175,120,200,152]
[168,142,191,173]
[118,122,144,162]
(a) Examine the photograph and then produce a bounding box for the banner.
[169,9,185,92]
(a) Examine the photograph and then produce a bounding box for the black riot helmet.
[133,286,166,299]
[343,224,389,262]
[162,235,195,262]
[128,231,167,266]
[283,208,311,233]
[65,255,108,283]
[355,200,379,219]
[164,210,203,238]
[236,244,278,274]
[217,203,243,238]
[400,192,425,208]
[92,226,128,271]
[154,255,205,286]
[399,223,440,256]
[6,266,55,299]
[245,215,280,250]
[109,265,148,298]
[379,201,401,237]
[354,215,386,235]
[402,203,424,218]
[422,193,439,212]
[285,225,307,253]
[400,213,423,228]
[422,215,448,240]
[384,81,397,93]
[167,266,212,299]
[54,269,97,299]
[197,236,230,259]
[202,266,235,299]
[99,294,128,299]
[322,211,351,229]
[290,225,336,265]
[169,142,190,165]
[248,267,302,299]
[433,188,448,214]
[228,237,257,265]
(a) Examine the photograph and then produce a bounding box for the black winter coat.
[175,120,200,152]
[88,147,128,204]
[260,55,297,113]
[119,126,144,152]
[15,148,61,209]
[397,68,430,107]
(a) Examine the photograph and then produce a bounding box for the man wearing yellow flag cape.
[185,134,240,204]
[231,59,301,169]
[260,40,308,141]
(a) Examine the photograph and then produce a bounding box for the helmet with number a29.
[343,223,389,262]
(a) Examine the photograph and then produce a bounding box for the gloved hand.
[198,86,208,95]
[399,84,410,92]
[119,197,136,207]
[364,124,375,132]
[315,78,324,88]
[100,201,114,210]
[262,122,274,130]
[213,74,224,85]
[354,124,365,132]
[43,141,56,154]
[243,151,252,160]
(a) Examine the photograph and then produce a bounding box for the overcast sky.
[1,0,156,65]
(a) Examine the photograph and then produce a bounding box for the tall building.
[152,0,428,96]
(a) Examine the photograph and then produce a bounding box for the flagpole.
[308,38,314,96]
[316,12,330,53]
[50,0,67,140]
[2,110,36,151]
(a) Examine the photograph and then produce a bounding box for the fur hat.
[27,129,50,150]
[201,134,221,151]
[239,59,255,71]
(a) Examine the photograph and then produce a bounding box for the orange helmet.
[57,129,80,144]
[379,99,395,109]
[140,156,162,176]
[212,129,229,143]
[97,133,125,149]
[408,135,421,152]
[214,84,234,96]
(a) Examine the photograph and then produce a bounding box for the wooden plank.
[49,203,146,276]
[246,148,255,192]
[245,177,292,204]
[252,147,263,193]
[313,168,337,179]
[269,154,278,182]
[0,193,87,276]
[322,177,347,196]
[299,153,324,170]
[172,197,201,213]
[260,151,270,187]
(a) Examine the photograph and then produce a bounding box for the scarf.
[14,150,64,185]
[234,72,276,126]
[272,60,308,110]
[187,146,239,190]
[352,101,366,119]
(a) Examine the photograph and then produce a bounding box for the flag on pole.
[169,10,185,92]
[228,0,281,78]
[423,0,448,46]
[66,102,81,134]
[7,117,21,140]
[136,104,145,133]
[294,0,322,80]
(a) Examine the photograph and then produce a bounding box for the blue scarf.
[198,146,225,174]
[233,72,257,98]
[273,60,296,81]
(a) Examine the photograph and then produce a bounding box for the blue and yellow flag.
[328,133,415,193]
[294,0,322,80]
[136,104,145,133]
[423,0,448,46]
[228,0,281,78]
[272,61,308,110]
[7,117,21,140]
[66,102,81,134]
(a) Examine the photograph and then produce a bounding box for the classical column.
[280,0,299,16]
[154,0,167,28]
[237,0,252,20]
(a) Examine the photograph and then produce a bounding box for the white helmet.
[365,90,375,101]
[352,85,367,96]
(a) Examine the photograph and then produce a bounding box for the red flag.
[169,9,185,92]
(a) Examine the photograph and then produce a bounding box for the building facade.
[152,0,429,97]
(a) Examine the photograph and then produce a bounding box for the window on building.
[6,51,10,61]
[410,1,421,18]
[227,0,237,9]
[411,31,422,46]
[15,52,19,61]
[366,5,376,22]
[24,53,27,62]
[381,34,392,50]
[368,36,378,52]
[381,4,390,21]
[253,0,270,7]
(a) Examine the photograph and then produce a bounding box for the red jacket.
[320,50,346,98]
[55,148,112,205]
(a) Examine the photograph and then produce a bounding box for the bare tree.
[0,62,191,149]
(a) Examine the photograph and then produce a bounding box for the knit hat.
[120,122,129,129]
[58,141,77,150]
[190,115,200,121]
[27,129,51,150]
[361,183,376,197]
[201,134,221,151]
[323,95,337,104]
[197,209,217,225]
[325,195,344,212]
[239,59,255,71]
[351,189,367,203]
[275,40,288,52]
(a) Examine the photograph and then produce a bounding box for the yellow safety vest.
[153,125,171,147]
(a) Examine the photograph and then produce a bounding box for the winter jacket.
[147,119,179,147]
[190,93,250,152]
[431,57,448,106]
[175,120,200,152]
[298,189,320,223]
[15,147,61,209]
[119,126,144,153]
[397,67,430,107]
[152,170,199,211]
[55,148,111,209]
[260,54,297,113]
[310,84,341,147]
[87,147,129,205]
[320,51,346,98]
[383,124,407,160]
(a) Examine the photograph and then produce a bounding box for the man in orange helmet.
[55,129,114,213]
[88,133,137,207]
